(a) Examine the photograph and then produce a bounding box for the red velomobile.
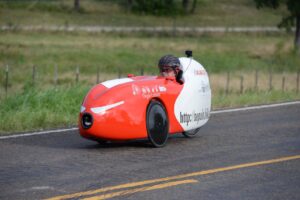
[79,51,211,147]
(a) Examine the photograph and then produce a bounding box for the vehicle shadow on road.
[81,133,191,149]
[2,131,195,150]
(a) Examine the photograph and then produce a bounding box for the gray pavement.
[0,103,299,200]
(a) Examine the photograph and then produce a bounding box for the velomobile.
[79,51,211,147]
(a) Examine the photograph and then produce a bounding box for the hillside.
[0,0,287,27]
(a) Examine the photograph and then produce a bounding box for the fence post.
[240,75,244,94]
[54,64,58,87]
[140,67,144,76]
[297,70,299,93]
[282,75,285,92]
[269,69,273,91]
[32,65,36,87]
[225,71,230,95]
[76,66,79,84]
[97,67,100,84]
[255,69,258,91]
[5,64,9,98]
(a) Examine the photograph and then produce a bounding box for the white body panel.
[102,78,133,88]
[174,57,211,131]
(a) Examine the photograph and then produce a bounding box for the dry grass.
[210,71,299,93]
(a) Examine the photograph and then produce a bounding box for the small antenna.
[185,50,193,58]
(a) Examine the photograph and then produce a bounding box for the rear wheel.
[182,128,200,138]
[146,101,169,147]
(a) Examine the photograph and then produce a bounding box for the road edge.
[1,101,299,140]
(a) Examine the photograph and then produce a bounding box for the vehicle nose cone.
[81,113,93,129]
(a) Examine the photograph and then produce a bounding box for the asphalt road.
[0,103,300,200]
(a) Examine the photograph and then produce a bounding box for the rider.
[158,55,184,84]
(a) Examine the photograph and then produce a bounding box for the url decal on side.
[180,108,210,126]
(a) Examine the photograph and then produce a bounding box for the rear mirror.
[185,50,193,58]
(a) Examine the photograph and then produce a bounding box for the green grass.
[0,0,287,27]
[0,31,298,73]
[213,90,300,109]
[0,85,89,133]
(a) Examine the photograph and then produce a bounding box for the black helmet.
[158,55,180,72]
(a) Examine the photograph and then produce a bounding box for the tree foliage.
[254,0,300,51]
[124,0,197,16]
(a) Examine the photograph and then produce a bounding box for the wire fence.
[1,64,300,99]
[210,70,300,94]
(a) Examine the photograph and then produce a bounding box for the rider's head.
[158,55,181,77]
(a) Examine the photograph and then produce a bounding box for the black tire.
[146,101,169,147]
[182,128,200,138]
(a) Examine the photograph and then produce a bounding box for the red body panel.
[79,76,184,141]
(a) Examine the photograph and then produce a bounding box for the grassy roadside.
[0,85,299,134]
[0,85,89,134]
[212,90,299,108]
